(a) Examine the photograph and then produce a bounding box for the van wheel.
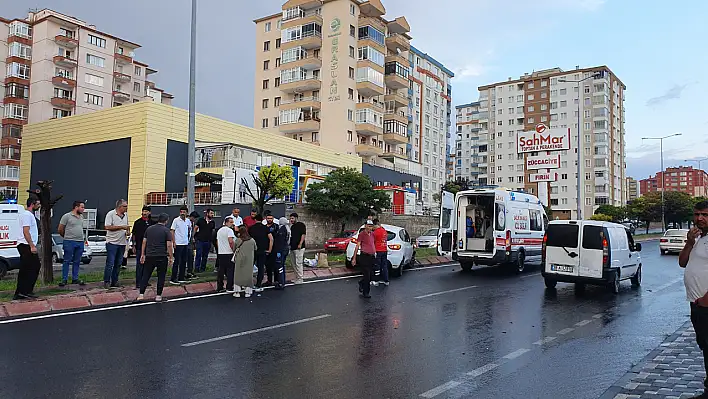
[631,265,642,287]
[544,278,557,289]
[515,251,526,274]
[460,262,473,272]
[610,270,621,294]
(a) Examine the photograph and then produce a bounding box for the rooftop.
[410,45,454,78]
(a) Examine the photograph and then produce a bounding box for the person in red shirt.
[372,219,389,286]
[242,209,257,229]
[353,220,376,298]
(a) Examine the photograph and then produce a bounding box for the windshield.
[665,230,687,237]
[422,229,438,236]
[546,224,579,248]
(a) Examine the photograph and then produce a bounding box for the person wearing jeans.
[137,213,173,302]
[58,201,87,286]
[194,209,216,273]
[289,213,306,284]
[372,219,389,286]
[170,205,191,284]
[103,199,130,289]
[248,214,272,291]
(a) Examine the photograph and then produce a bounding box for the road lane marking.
[592,313,604,319]
[575,319,592,327]
[181,314,331,347]
[520,272,541,279]
[419,380,462,398]
[502,348,530,359]
[466,363,499,377]
[556,327,575,335]
[533,336,557,345]
[414,285,477,299]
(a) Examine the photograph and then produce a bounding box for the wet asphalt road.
[0,240,689,399]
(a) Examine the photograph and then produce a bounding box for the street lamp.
[686,157,708,197]
[186,0,197,212]
[559,72,602,219]
[685,157,708,171]
[642,133,682,232]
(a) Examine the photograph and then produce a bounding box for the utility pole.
[643,133,682,232]
[186,0,197,211]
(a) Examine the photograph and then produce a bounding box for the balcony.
[53,55,77,68]
[384,73,408,90]
[355,120,383,137]
[359,0,385,17]
[279,77,321,94]
[281,10,322,29]
[356,59,384,73]
[145,192,223,206]
[282,53,322,70]
[55,34,78,48]
[385,53,408,68]
[381,151,407,160]
[355,143,383,157]
[113,90,131,102]
[113,72,131,83]
[384,92,408,108]
[279,117,320,134]
[382,133,408,145]
[279,96,321,110]
[282,31,322,50]
[356,101,384,113]
[52,75,76,89]
[386,34,410,53]
[384,112,408,125]
[356,80,385,97]
[50,97,75,108]
[114,52,133,66]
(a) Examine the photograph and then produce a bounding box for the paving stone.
[87,291,127,306]
[4,300,52,316]
[185,282,214,294]
[47,295,91,311]
[161,285,187,298]
[0,305,7,318]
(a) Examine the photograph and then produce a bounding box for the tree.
[432,178,471,203]
[240,163,294,215]
[305,167,391,232]
[594,205,626,222]
[590,214,613,222]
[627,193,661,233]
[28,181,63,284]
[664,191,694,228]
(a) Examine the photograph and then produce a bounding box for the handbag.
[231,240,245,263]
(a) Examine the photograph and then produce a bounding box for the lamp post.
[642,133,682,232]
[559,72,602,220]
[685,157,708,197]
[186,0,197,212]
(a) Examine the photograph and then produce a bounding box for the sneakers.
[233,292,241,298]
[371,281,379,287]
[155,295,163,302]
[103,282,110,289]
[226,289,235,294]
[169,281,180,285]
[110,284,121,289]
[254,287,264,293]
[58,281,67,287]
[136,294,145,301]
[382,281,390,286]
[72,280,86,286]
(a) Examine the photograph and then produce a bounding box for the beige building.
[626,177,638,202]
[253,0,453,211]
[0,9,172,199]
[456,66,626,219]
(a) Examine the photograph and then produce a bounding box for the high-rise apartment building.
[253,0,453,211]
[639,166,708,197]
[455,66,626,219]
[0,9,171,199]
[626,177,638,202]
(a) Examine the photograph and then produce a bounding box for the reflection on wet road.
[0,240,687,399]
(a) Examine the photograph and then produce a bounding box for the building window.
[85,73,104,87]
[262,79,269,89]
[86,54,105,67]
[274,97,281,106]
[134,66,142,76]
[4,103,28,120]
[348,130,353,142]
[276,38,281,48]
[348,109,353,121]
[274,77,280,87]
[349,46,355,58]
[9,21,32,38]
[312,132,319,142]
[0,146,21,161]
[263,60,270,70]
[349,67,355,79]
[6,63,30,79]
[8,42,32,59]
[350,4,356,15]
[4,83,28,99]
[133,82,141,92]
[358,26,385,45]
[87,34,106,48]
[275,58,281,67]
[53,88,72,99]
[348,88,354,100]
[262,99,269,109]
[527,94,534,101]
[274,116,279,126]
[350,25,356,37]
[262,118,268,128]
[264,41,270,51]
[84,93,104,106]
[265,21,272,32]
[52,108,72,119]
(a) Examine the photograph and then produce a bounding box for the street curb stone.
[87,292,128,306]
[4,300,52,316]
[47,296,91,311]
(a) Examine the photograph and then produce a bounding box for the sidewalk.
[601,321,706,399]
[0,255,454,320]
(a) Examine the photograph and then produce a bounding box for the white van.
[0,203,23,278]
[438,187,548,273]
[542,220,642,293]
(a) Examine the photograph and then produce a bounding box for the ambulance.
[438,187,548,273]
[0,203,23,278]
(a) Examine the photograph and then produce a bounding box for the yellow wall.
[20,102,362,218]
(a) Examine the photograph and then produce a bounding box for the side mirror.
[635,243,642,252]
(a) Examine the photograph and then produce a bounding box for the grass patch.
[327,253,346,264]
[416,247,438,258]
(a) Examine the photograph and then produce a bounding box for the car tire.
[392,262,403,278]
[460,262,473,272]
[515,251,526,274]
[544,278,557,289]
[660,249,667,255]
[631,265,642,287]
[610,269,621,294]
[82,258,91,265]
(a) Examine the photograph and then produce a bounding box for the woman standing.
[275,217,291,289]
[233,226,257,298]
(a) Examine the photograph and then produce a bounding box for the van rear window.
[546,225,579,248]
[582,225,604,250]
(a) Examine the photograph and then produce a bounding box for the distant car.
[659,229,689,255]
[324,230,357,252]
[87,235,107,255]
[345,224,415,277]
[50,234,93,264]
[416,228,439,248]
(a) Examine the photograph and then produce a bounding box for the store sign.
[526,154,561,170]
[529,172,557,183]
[327,18,341,102]
[517,123,571,153]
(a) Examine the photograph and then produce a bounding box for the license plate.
[328,244,336,247]
[551,264,574,273]
[670,239,682,243]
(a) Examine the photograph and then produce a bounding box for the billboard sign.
[529,172,557,183]
[526,154,561,170]
[517,123,571,153]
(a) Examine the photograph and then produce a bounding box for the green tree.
[590,213,613,222]
[627,193,661,233]
[240,163,295,215]
[305,167,391,232]
[594,205,626,222]
[432,179,470,203]
[664,191,694,228]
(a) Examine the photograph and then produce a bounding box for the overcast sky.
[6,0,706,179]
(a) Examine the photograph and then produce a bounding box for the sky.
[5,0,706,180]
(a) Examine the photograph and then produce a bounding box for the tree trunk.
[340,221,346,234]
[30,181,63,285]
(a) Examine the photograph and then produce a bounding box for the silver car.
[416,228,439,248]
[659,229,688,255]
[87,235,107,255]
[50,234,93,264]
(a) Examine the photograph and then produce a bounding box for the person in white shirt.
[104,199,130,289]
[216,216,236,292]
[231,207,244,228]
[170,205,191,285]
[14,197,41,300]
[680,200,708,397]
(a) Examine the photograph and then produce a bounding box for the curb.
[0,256,452,320]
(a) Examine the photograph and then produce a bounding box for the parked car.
[415,228,439,248]
[659,229,689,255]
[345,224,415,277]
[87,235,107,255]
[49,234,92,264]
[324,230,357,252]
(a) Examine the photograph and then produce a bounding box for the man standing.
[243,209,257,229]
[186,211,199,279]
[58,201,86,287]
[248,214,272,291]
[104,199,130,289]
[680,200,708,398]
[231,208,244,228]
[264,214,280,286]
[170,205,191,285]
[216,216,236,292]
[13,197,41,300]
[353,220,376,299]
[194,208,215,273]
[372,219,389,287]
[137,213,173,302]
[289,213,306,284]
[131,206,153,289]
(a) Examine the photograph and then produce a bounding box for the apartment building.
[0,9,172,199]
[639,166,708,198]
[253,0,453,211]
[626,176,638,202]
[455,66,626,219]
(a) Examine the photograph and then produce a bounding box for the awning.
[195,172,223,184]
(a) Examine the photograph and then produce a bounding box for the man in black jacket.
[193,208,216,273]
[248,214,272,292]
[131,206,153,289]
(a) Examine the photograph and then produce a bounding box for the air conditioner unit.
[17,138,21,145]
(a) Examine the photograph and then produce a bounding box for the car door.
[438,191,455,256]
[401,229,414,262]
[620,227,638,276]
[545,222,581,277]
